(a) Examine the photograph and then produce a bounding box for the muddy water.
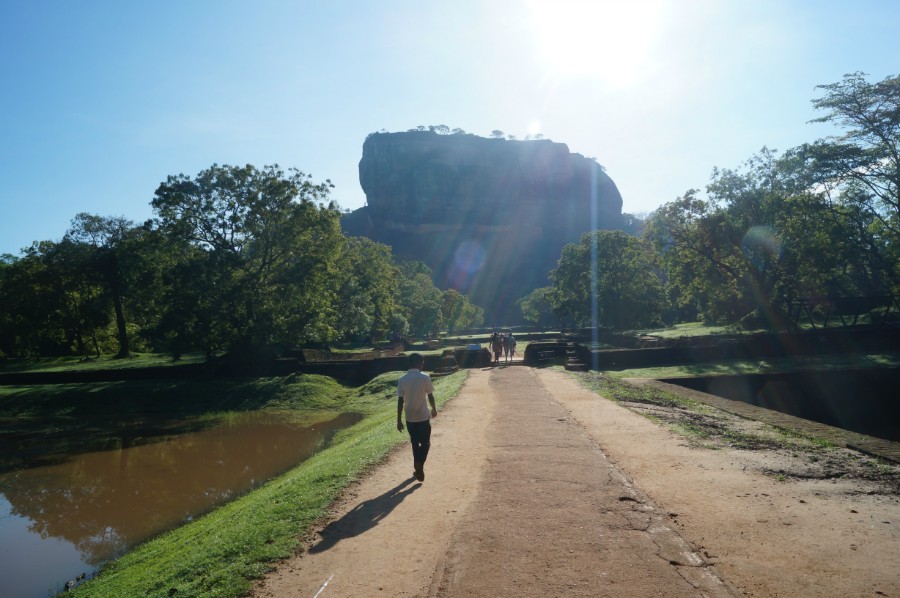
[0,410,360,597]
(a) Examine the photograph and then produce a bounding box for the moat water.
[0,410,360,597]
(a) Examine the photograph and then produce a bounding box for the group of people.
[490,331,517,365]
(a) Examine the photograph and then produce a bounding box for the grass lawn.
[28,369,467,597]
[602,353,900,379]
[625,322,750,338]
[564,367,839,453]
[626,319,891,340]
[0,352,210,373]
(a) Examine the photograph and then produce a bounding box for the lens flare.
[741,225,782,267]
[448,240,487,290]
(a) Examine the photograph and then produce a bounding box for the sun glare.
[528,0,664,87]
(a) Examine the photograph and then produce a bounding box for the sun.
[528,0,664,87]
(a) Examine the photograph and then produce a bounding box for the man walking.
[397,353,438,482]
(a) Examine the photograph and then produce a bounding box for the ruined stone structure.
[341,131,624,324]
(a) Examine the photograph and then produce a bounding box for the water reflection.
[0,410,360,597]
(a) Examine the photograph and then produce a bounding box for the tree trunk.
[113,293,130,358]
[72,329,86,356]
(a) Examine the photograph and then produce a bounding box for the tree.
[65,214,140,357]
[12,239,111,356]
[152,240,218,358]
[440,289,483,334]
[152,164,340,355]
[517,287,559,330]
[550,230,665,329]
[790,72,900,293]
[395,262,444,337]
[643,133,899,329]
[455,294,484,331]
[332,237,402,342]
[620,213,646,237]
[644,145,824,328]
[490,130,505,139]
[0,253,54,356]
[0,256,15,356]
[808,72,899,225]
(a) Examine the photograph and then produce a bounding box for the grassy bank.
[1,370,466,597]
[0,352,211,373]
[564,368,840,452]
[602,352,900,379]
[564,367,900,493]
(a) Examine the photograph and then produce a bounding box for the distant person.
[504,332,517,363]
[397,353,438,482]
[490,332,503,365]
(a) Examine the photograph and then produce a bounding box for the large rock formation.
[342,131,624,324]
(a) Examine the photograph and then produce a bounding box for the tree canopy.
[0,164,484,358]
[529,72,899,331]
[3,73,898,357]
[637,72,899,328]
[549,230,665,329]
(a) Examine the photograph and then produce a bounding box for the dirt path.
[253,365,899,597]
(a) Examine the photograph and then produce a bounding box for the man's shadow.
[308,477,421,553]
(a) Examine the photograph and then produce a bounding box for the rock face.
[342,131,624,324]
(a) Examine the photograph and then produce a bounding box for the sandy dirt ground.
[253,362,899,597]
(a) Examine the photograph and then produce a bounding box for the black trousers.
[406,420,432,464]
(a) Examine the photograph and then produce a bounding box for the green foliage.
[331,237,401,342]
[440,288,484,333]
[793,72,900,295]
[8,238,111,356]
[64,213,158,358]
[1,161,490,357]
[644,149,799,326]
[152,163,344,354]
[549,230,666,329]
[620,212,646,237]
[3,72,898,351]
[394,262,445,337]
[517,286,559,329]
[646,74,900,326]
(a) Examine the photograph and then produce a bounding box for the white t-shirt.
[397,368,435,423]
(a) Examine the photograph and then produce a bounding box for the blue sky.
[2,0,898,256]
